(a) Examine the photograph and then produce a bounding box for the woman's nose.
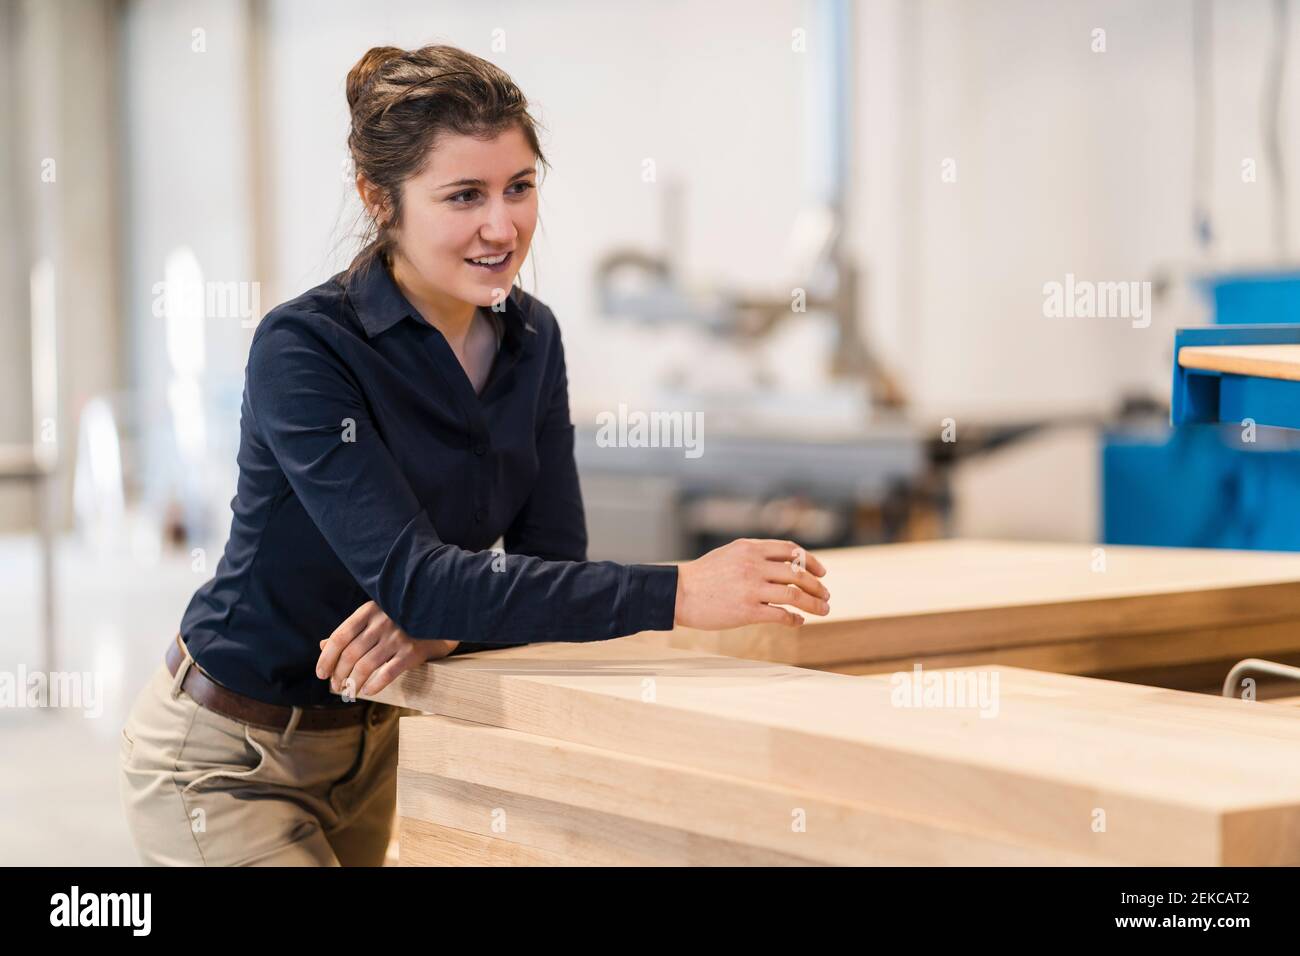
[479,201,517,244]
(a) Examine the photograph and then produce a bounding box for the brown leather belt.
[166,633,379,731]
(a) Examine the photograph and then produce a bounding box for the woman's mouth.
[465,250,513,273]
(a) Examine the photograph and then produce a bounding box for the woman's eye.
[448,182,532,205]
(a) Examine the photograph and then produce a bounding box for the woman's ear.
[355,173,389,223]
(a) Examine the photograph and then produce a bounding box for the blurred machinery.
[1103,0,1300,552]
[577,0,925,561]
[579,0,1300,563]
[576,0,1130,562]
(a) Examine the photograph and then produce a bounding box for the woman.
[118,43,831,866]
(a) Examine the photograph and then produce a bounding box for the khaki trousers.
[118,640,405,866]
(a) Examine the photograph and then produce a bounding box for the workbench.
[1173,324,1300,430]
[355,533,1300,865]
[629,539,1300,692]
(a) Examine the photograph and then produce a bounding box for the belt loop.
[169,639,195,700]
[279,706,303,747]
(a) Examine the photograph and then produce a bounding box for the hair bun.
[346,46,405,111]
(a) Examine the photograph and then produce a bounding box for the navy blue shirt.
[178,256,679,707]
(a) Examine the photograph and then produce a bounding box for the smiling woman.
[344,45,546,328]
[117,42,831,867]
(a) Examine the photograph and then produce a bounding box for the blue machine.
[1103,272,1300,550]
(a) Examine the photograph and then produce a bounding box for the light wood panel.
[399,715,1111,865]
[378,641,1300,865]
[823,619,1300,678]
[1178,343,1300,382]
[397,768,822,866]
[626,540,1300,668]
[398,816,588,866]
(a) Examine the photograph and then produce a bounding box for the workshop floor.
[0,532,230,866]
[0,532,407,867]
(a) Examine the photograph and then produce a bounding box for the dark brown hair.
[341,44,548,289]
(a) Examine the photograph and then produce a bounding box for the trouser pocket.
[169,693,273,795]
[180,723,269,794]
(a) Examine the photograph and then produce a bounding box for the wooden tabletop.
[629,539,1300,666]
[1178,343,1300,381]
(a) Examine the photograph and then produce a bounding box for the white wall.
[261,0,810,409]
[857,0,1300,424]
[0,0,122,533]
[122,0,256,541]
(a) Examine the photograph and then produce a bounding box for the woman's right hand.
[673,538,830,630]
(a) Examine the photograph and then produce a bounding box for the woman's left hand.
[316,600,459,699]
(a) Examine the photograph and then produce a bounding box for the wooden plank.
[398,716,1111,865]
[823,618,1300,679]
[397,767,822,866]
[370,641,1300,865]
[397,816,588,866]
[626,540,1300,667]
[1178,343,1300,382]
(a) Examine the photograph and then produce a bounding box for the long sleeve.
[245,310,677,646]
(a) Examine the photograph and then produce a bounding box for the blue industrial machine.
[1104,272,1300,550]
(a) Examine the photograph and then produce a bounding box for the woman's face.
[376,125,538,310]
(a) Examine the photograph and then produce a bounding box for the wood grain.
[823,618,1300,679]
[397,767,822,866]
[378,641,1300,865]
[626,540,1300,667]
[398,715,1112,865]
[397,816,590,866]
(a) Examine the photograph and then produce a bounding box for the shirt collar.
[342,254,534,349]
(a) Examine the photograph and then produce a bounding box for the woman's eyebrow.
[437,167,535,190]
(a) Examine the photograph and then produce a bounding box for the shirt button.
[473,443,486,456]
[474,508,486,522]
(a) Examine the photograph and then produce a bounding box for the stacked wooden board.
[627,540,1300,690]
[365,639,1300,866]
